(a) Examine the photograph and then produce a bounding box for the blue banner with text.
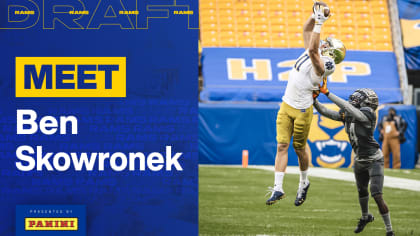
[201,48,402,104]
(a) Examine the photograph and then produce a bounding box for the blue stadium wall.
[199,103,417,169]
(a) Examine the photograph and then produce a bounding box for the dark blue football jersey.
[340,107,381,160]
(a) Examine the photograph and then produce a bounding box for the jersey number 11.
[294,54,310,72]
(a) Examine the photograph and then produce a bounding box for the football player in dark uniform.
[313,80,394,236]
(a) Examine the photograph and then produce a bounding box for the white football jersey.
[283,49,335,109]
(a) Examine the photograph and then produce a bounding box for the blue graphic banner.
[0,0,198,235]
[398,0,420,70]
[199,103,417,169]
[201,48,402,103]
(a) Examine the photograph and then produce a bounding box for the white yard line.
[200,165,420,192]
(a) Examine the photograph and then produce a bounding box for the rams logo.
[307,104,353,168]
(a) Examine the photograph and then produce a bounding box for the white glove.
[313,4,330,25]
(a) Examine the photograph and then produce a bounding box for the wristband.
[313,24,322,33]
[325,91,330,97]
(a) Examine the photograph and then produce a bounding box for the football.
[314,1,331,17]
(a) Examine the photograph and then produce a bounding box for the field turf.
[199,166,420,236]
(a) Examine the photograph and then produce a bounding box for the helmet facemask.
[349,88,379,111]
[349,91,366,108]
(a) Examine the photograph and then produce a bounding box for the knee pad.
[357,187,369,198]
[370,182,382,197]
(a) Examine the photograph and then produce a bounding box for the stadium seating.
[200,0,393,51]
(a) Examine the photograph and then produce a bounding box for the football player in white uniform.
[266,2,346,206]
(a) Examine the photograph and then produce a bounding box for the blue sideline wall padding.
[199,103,417,169]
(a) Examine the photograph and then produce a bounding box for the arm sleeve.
[313,99,343,121]
[326,92,370,123]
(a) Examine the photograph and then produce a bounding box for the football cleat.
[386,231,395,236]
[265,187,285,205]
[294,182,310,206]
[354,214,374,233]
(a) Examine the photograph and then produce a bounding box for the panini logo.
[16,57,126,97]
[25,218,78,231]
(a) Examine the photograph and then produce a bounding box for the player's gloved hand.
[319,76,329,95]
[312,90,320,99]
[313,3,330,25]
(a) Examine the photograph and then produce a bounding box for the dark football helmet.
[349,88,379,110]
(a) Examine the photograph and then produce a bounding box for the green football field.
[199,166,420,236]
